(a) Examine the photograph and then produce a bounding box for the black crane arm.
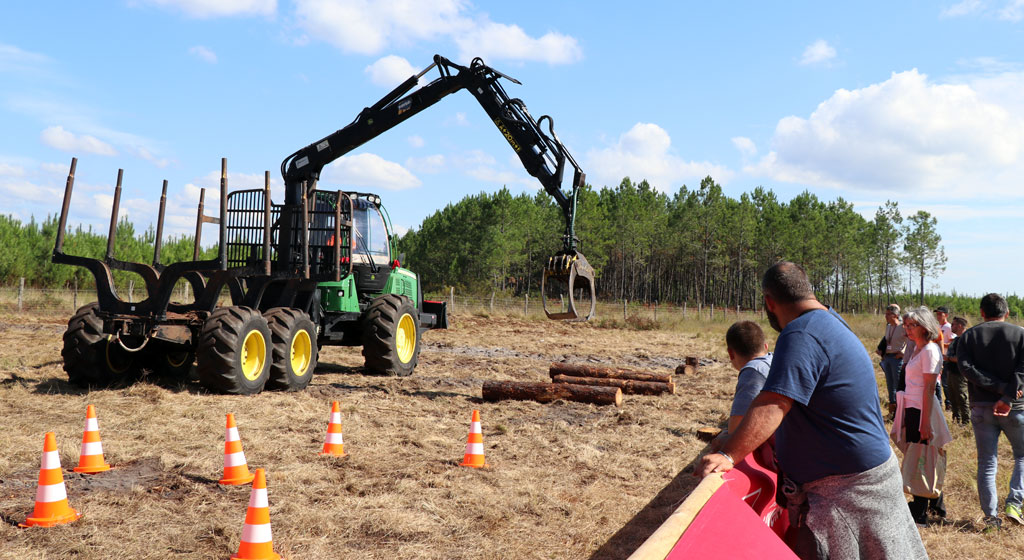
[280,54,585,252]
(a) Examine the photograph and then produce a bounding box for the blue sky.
[1,1,1022,297]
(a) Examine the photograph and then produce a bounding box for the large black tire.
[362,294,420,376]
[264,307,317,391]
[196,306,272,394]
[62,303,135,387]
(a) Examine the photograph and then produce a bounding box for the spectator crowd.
[696,261,1024,560]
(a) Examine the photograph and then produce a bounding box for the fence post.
[73,277,78,311]
[524,293,529,315]
[128,280,135,303]
[710,303,714,321]
[449,287,454,315]
[623,299,627,321]
[654,301,658,321]
[490,290,494,314]
[683,301,687,318]
[18,277,24,312]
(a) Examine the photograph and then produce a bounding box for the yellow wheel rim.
[104,336,132,374]
[166,351,190,368]
[240,330,266,381]
[396,313,416,364]
[290,329,312,377]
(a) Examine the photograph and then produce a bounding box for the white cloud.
[188,45,218,63]
[999,0,1024,20]
[0,163,25,177]
[139,0,276,18]
[941,0,983,17]
[745,69,1024,198]
[365,55,417,87]
[731,136,757,158]
[405,154,445,174]
[294,0,466,54]
[407,135,425,148]
[132,146,171,168]
[799,39,836,66]
[292,0,581,65]
[585,123,733,191]
[320,153,421,190]
[447,112,470,126]
[0,43,51,74]
[40,126,118,156]
[453,22,583,65]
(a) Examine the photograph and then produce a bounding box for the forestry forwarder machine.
[51,54,596,394]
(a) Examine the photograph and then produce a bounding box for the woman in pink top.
[902,306,946,526]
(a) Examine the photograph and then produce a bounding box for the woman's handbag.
[901,442,946,499]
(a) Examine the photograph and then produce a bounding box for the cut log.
[548,362,672,384]
[695,427,721,442]
[482,380,622,407]
[676,356,701,376]
[551,374,675,395]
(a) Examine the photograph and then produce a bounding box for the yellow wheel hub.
[396,313,416,364]
[104,336,132,374]
[240,330,266,381]
[290,329,312,376]
[166,351,190,368]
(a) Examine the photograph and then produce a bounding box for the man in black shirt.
[957,293,1024,529]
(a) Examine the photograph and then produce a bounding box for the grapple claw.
[541,249,596,321]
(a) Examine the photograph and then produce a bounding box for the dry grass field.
[1,307,1023,559]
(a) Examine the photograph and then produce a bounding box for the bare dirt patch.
[0,311,1021,558]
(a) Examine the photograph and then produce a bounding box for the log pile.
[481,362,681,408]
[548,363,675,395]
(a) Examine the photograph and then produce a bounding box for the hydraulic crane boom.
[280,55,595,320]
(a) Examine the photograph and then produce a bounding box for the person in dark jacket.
[956,293,1024,530]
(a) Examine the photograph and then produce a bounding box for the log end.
[675,364,697,376]
[695,427,721,442]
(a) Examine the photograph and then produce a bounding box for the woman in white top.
[902,306,946,526]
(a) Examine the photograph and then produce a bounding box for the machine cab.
[350,195,394,293]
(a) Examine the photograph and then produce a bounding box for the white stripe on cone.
[226,427,240,441]
[324,432,344,444]
[85,417,99,431]
[41,450,61,470]
[224,451,247,467]
[330,412,341,423]
[464,443,484,455]
[241,522,273,544]
[80,441,104,455]
[36,482,68,503]
[249,488,269,508]
[469,421,481,432]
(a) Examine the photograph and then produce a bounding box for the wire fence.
[0,279,776,326]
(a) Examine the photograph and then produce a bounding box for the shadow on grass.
[587,446,709,560]
[316,362,366,375]
[32,370,207,396]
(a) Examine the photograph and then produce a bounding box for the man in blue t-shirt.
[696,262,926,560]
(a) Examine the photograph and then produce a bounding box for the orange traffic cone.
[459,409,488,468]
[74,404,111,473]
[231,468,281,560]
[20,432,82,527]
[220,413,256,485]
[319,401,347,457]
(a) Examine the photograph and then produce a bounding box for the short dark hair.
[726,321,766,358]
[980,293,1009,319]
[952,316,969,328]
[761,261,814,304]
